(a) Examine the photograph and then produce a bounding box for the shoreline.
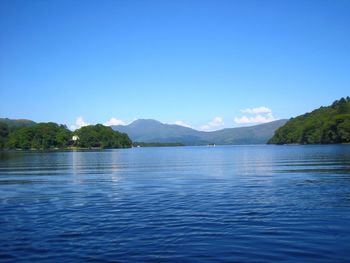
[1,143,350,152]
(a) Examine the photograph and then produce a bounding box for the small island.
[0,120,132,150]
[268,97,350,144]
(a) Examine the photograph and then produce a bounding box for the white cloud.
[174,120,192,128]
[234,112,276,124]
[104,117,126,126]
[209,116,224,127]
[235,106,277,124]
[199,117,225,131]
[76,116,88,127]
[199,124,211,131]
[70,117,89,130]
[241,106,272,114]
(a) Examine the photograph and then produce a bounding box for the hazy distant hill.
[112,119,287,145]
[268,97,350,144]
[0,118,36,129]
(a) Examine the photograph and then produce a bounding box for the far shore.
[1,143,350,152]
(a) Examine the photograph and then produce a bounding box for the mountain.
[203,120,288,144]
[268,97,350,144]
[112,119,287,145]
[112,119,206,144]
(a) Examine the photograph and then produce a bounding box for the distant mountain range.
[0,117,288,145]
[112,119,287,145]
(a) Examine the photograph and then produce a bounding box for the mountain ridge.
[112,119,287,145]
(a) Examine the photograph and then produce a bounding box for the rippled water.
[1,145,350,262]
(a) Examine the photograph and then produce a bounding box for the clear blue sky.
[1,0,349,130]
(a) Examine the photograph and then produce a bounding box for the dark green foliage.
[0,118,35,129]
[6,123,72,150]
[74,124,132,148]
[268,97,350,144]
[0,119,132,150]
[0,123,9,148]
[0,118,36,148]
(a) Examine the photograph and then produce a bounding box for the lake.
[1,145,350,262]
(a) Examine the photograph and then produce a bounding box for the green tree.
[0,123,9,149]
[75,124,132,148]
[5,122,73,149]
[269,97,350,144]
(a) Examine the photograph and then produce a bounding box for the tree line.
[0,121,132,150]
[268,97,350,144]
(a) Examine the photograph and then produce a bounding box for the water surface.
[1,145,350,262]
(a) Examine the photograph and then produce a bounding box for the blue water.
[1,145,350,262]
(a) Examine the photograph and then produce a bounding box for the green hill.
[0,118,36,129]
[0,119,132,150]
[74,124,132,148]
[5,122,72,149]
[268,97,350,144]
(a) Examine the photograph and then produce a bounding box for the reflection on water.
[0,145,350,262]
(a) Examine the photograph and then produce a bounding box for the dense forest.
[0,120,132,150]
[268,97,350,144]
[74,124,132,148]
[0,118,36,128]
